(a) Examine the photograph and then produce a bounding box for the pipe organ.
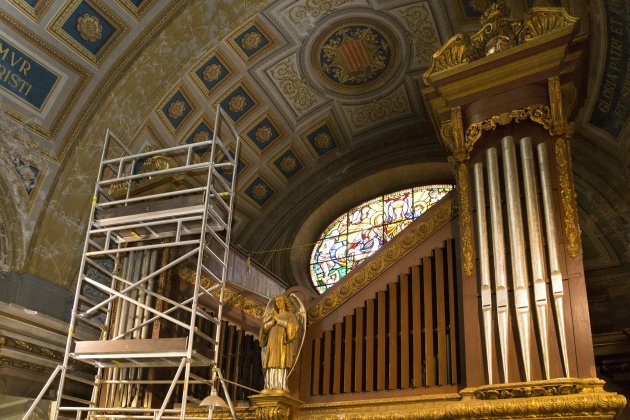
[309,241,459,396]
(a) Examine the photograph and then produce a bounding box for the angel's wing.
[260,298,276,362]
[288,293,306,377]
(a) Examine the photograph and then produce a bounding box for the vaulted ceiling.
[0,0,628,330]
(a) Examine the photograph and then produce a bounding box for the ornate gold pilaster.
[555,128,581,258]
[250,390,303,420]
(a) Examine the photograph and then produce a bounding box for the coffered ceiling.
[0,0,628,312]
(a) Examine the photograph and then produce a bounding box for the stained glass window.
[310,184,453,293]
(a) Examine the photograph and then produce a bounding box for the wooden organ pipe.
[473,162,494,384]
[486,147,510,383]
[308,241,459,396]
[538,142,570,377]
[520,137,551,379]
[502,136,532,382]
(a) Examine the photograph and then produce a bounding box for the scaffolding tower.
[25,107,242,420]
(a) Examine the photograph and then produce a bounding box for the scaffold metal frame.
[24,106,242,420]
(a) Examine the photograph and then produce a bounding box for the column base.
[250,389,304,420]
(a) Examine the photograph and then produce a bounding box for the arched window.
[310,184,453,293]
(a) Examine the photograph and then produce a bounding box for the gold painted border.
[116,0,158,21]
[267,145,306,184]
[8,0,53,23]
[48,0,129,67]
[238,172,276,211]
[226,15,276,64]
[311,19,399,95]
[300,116,343,161]
[187,47,237,100]
[215,79,262,127]
[307,194,455,325]
[242,111,286,157]
[0,10,91,151]
[155,82,197,136]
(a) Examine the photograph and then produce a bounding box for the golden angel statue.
[260,294,306,392]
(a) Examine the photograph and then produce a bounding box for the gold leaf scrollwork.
[255,405,290,420]
[270,58,317,112]
[307,196,455,325]
[457,163,474,277]
[399,4,440,66]
[424,33,471,82]
[555,131,581,257]
[288,0,351,25]
[465,105,553,152]
[521,7,579,41]
[348,91,408,129]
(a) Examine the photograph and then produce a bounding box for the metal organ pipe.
[486,147,510,383]
[520,137,551,379]
[502,135,532,382]
[473,162,494,384]
[538,142,570,377]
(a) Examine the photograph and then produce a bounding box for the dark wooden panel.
[354,306,364,392]
[377,290,387,391]
[388,282,398,390]
[447,239,458,385]
[435,247,447,386]
[344,314,353,393]
[312,338,321,396]
[333,322,342,394]
[423,256,435,386]
[411,265,422,387]
[365,298,375,392]
[400,273,410,389]
[322,330,332,395]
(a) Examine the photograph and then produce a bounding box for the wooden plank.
[322,330,332,395]
[411,265,422,387]
[388,282,398,389]
[344,315,353,393]
[447,239,458,385]
[74,337,187,355]
[365,299,375,392]
[424,256,435,386]
[435,247,447,385]
[400,273,410,389]
[312,337,321,396]
[377,290,387,391]
[354,307,364,392]
[333,323,342,394]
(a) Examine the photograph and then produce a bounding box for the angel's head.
[274,295,290,313]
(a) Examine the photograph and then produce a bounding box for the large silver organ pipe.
[486,147,510,383]
[502,135,532,382]
[537,142,570,377]
[520,137,550,379]
[473,162,493,384]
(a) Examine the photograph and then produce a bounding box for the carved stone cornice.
[307,195,455,325]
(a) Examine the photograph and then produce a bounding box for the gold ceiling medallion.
[256,126,273,143]
[76,13,103,42]
[228,95,246,113]
[193,130,209,143]
[167,100,186,119]
[280,156,297,172]
[202,63,222,82]
[314,132,331,148]
[241,31,262,49]
[313,20,397,95]
[252,183,268,199]
[424,4,578,80]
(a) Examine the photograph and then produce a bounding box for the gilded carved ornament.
[555,127,581,258]
[307,196,455,325]
[424,4,578,82]
[457,163,474,277]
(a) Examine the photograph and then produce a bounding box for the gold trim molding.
[299,379,626,419]
[307,195,455,325]
[555,128,581,257]
[457,163,474,277]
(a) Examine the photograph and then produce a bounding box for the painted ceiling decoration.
[0,0,626,301]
